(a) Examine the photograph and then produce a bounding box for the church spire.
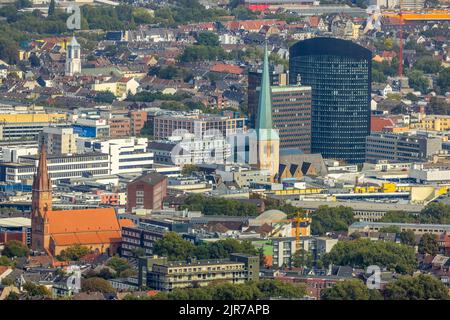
[33,143,52,192]
[31,143,53,252]
[256,43,274,132]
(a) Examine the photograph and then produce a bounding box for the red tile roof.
[371,116,395,132]
[210,63,244,75]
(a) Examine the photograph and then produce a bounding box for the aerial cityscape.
[0,0,449,305]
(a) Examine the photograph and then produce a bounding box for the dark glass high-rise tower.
[289,37,371,164]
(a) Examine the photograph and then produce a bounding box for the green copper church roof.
[256,44,273,131]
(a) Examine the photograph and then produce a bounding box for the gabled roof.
[47,208,120,234]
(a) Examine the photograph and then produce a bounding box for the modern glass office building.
[289,37,371,163]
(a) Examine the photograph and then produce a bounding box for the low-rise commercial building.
[365,132,442,163]
[349,221,450,236]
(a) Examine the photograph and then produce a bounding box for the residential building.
[150,133,231,166]
[129,111,147,136]
[39,126,78,155]
[109,116,131,137]
[153,112,247,140]
[365,132,442,163]
[290,37,371,163]
[126,172,168,212]
[121,222,168,258]
[411,115,450,132]
[138,253,259,291]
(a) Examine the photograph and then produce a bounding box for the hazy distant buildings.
[289,37,371,164]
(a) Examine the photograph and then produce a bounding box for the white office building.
[80,137,154,175]
[6,152,110,183]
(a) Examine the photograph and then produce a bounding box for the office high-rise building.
[248,65,288,129]
[289,37,371,164]
[271,85,311,153]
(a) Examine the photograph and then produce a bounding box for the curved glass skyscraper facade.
[289,37,371,163]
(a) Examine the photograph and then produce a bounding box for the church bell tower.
[31,144,53,252]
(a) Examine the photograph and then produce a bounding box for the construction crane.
[271,211,312,251]
[397,1,405,77]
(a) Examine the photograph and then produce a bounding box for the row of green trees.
[381,203,450,224]
[322,238,417,274]
[181,194,259,216]
[321,275,449,300]
[153,232,258,261]
[125,279,307,300]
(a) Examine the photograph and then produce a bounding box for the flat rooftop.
[0,217,31,228]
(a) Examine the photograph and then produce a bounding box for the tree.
[379,226,401,233]
[57,244,90,261]
[93,91,116,104]
[153,232,196,261]
[23,282,51,298]
[196,31,220,47]
[0,256,13,266]
[384,274,449,300]
[106,256,133,275]
[98,268,116,280]
[310,206,355,235]
[437,67,450,94]
[292,249,315,268]
[81,277,115,294]
[382,210,414,223]
[181,164,199,175]
[419,203,450,224]
[2,240,28,258]
[28,53,40,67]
[5,291,19,300]
[321,279,383,300]
[323,238,417,274]
[408,70,429,94]
[399,230,416,246]
[48,0,55,16]
[418,233,439,255]
[181,194,259,216]
[414,56,442,74]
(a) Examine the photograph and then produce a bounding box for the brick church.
[31,144,131,256]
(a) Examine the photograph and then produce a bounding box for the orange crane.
[272,211,312,250]
[398,0,405,77]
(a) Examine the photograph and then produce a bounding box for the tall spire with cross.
[256,42,279,181]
